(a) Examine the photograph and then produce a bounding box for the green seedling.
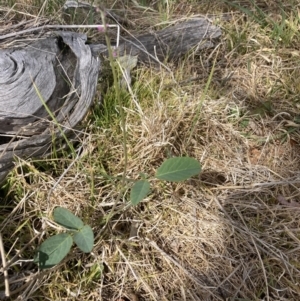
[34,207,94,270]
[130,156,201,206]
[33,157,201,269]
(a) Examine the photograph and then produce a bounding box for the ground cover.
[1,0,300,300]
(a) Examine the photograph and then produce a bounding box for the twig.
[0,24,119,41]
[0,232,10,297]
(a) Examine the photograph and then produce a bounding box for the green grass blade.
[32,79,75,155]
[187,50,217,144]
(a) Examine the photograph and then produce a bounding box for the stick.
[0,232,10,297]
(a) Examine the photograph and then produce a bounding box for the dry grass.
[1,0,300,300]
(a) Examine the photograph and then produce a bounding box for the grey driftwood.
[0,18,221,184]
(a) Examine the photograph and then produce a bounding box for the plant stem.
[100,12,128,221]
[187,48,219,144]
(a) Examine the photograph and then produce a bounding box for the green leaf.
[130,180,150,205]
[53,207,84,230]
[155,157,201,182]
[73,225,94,253]
[34,233,73,269]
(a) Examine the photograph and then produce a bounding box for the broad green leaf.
[155,157,201,182]
[73,225,94,253]
[53,207,84,230]
[130,180,150,206]
[33,233,73,269]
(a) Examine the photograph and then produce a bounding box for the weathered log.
[0,17,221,184]
[87,18,221,64]
[0,31,99,183]
[118,18,221,63]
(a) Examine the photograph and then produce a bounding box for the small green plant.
[34,207,94,270]
[33,157,200,269]
[130,156,201,205]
